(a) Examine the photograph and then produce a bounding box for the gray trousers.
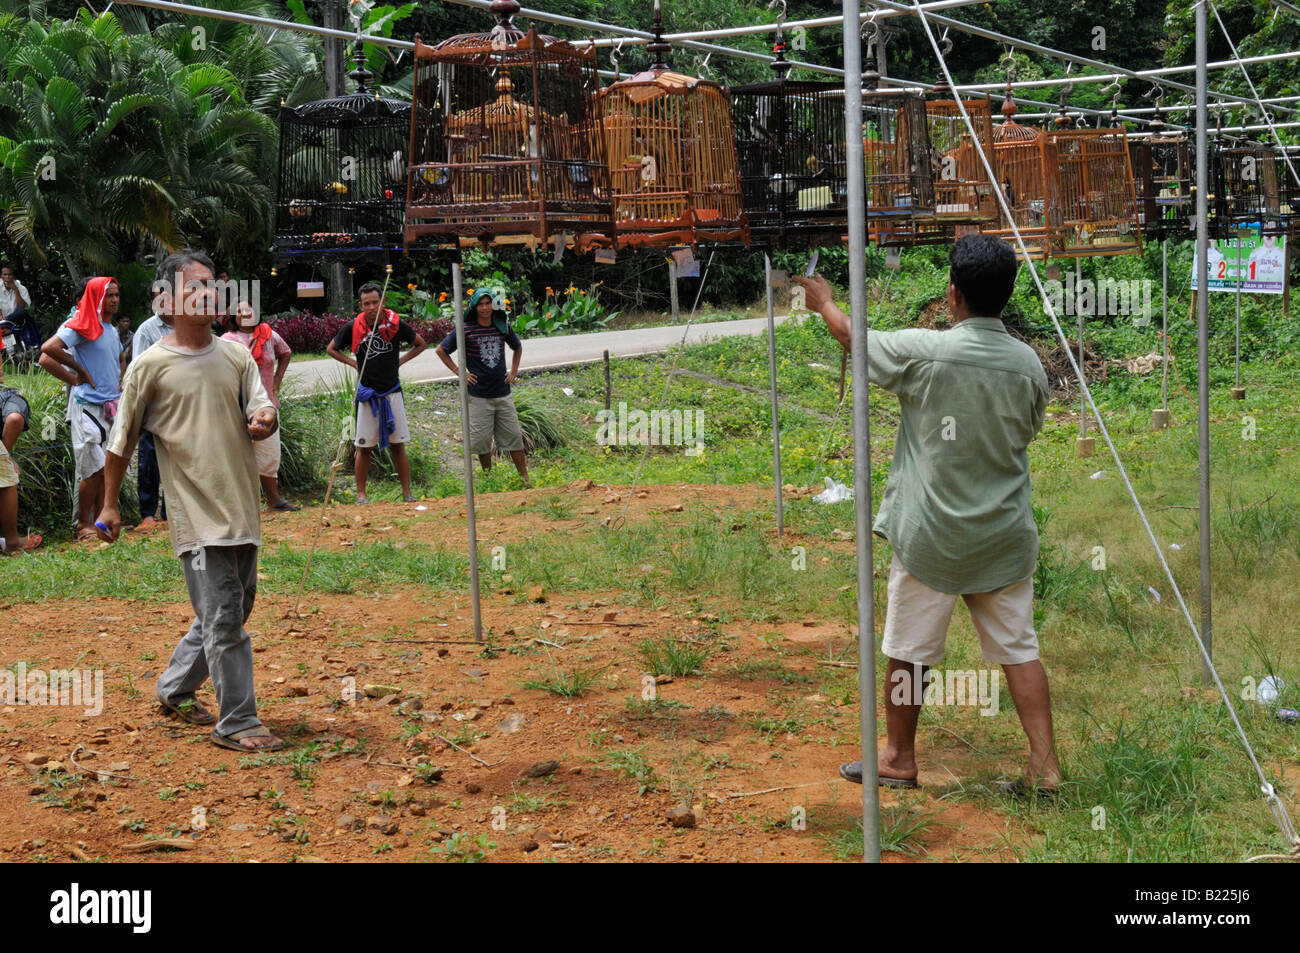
[156,543,261,738]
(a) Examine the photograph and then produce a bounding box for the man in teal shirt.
[794,234,1061,796]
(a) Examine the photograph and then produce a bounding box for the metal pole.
[843,0,879,864]
[764,254,784,538]
[1156,238,1170,429]
[1234,239,1243,392]
[324,0,348,316]
[454,264,483,644]
[1077,260,1086,440]
[1195,0,1213,683]
[668,258,680,325]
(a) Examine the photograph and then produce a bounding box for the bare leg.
[509,449,530,487]
[76,470,104,537]
[478,453,492,472]
[1,485,17,546]
[260,474,282,508]
[879,657,924,782]
[2,413,22,453]
[1001,659,1062,787]
[390,443,412,498]
[354,446,371,499]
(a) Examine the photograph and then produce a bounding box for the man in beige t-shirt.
[97,250,283,752]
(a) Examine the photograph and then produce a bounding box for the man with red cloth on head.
[39,276,125,539]
[325,281,426,503]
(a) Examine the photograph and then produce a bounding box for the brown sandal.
[157,692,217,726]
[210,726,286,752]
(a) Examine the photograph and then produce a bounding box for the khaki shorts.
[253,427,281,478]
[355,391,410,448]
[68,392,110,482]
[879,555,1038,666]
[0,442,17,489]
[468,394,524,455]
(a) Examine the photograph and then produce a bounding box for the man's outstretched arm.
[792,275,850,350]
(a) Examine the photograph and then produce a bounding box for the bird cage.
[731,38,849,249]
[1128,121,1194,241]
[273,50,412,263]
[592,2,748,249]
[1043,112,1142,258]
[982,90,1052,258]
[405,0,612,250]
[1212,140,1293,239]
[870,84,996,247]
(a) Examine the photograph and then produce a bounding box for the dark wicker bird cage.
[273,51,412,263]
[870,83,997,247]
[1212,140,1294,239]
[592,3,748,249]
[1127,113,1194,241]
[404,0,612,250]
[731,38,850,249]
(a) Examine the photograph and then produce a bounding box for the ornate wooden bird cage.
[984,95,1142,259]
[1211,139,1295,240]
[1127,112,1194,241]
[273,50,412,263]
[592,2,748,249]
[870,82,997,247]
[405,0,612,250]
[731,37,850,249]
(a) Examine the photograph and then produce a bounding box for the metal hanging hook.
[939,26,952,57]
[768,0,786,32]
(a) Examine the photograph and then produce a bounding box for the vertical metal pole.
[603,348,611,411]
[324,0,349,315]
[843,0,879,864]
[1161,239,1169,412]
[1077,259,1086,439]
[669,257,680,324]
[1234,233,1242,390]
[1195,0,1213,682]
[454,263,483,643]
[765,253,784,537]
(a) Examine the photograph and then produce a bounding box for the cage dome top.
[427,0,584,57]
[286,92,411,121]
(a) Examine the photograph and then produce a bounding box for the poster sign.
[1189,225,1286,295]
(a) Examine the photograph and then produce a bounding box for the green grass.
[637,637,710,677]
[599,748,660,795]
[822,804,939,860]
[522,664,605,698]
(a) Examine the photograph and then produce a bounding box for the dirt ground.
[0,483,1035,863]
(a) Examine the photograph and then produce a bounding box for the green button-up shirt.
[867,316,1049,595]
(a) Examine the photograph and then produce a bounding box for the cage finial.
[490,0,521,28]
[1000,83,1016,120]
[348,43,375,94]
[647,0,671,71]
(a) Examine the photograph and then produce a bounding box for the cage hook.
[938,26,952,57]
[768,0,787,33]
[698,52,714,77]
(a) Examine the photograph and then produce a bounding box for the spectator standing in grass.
[0,361,41,553]
[223,299,298,511]
[38,276,125,540]
[434,288,529,487]
[131,286,172,526]
[325,282,426,503]
[96,249,284,752]
[793,233,1060,797]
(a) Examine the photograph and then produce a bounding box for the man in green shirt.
[794,234,1061,796]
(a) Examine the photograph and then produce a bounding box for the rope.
[1209,0,1300,190]
[286,268,392,626]
[912,0,1300,857]
[609,250,715,530]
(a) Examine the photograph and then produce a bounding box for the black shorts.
[0,389,31,433]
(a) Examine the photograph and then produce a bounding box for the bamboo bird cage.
[591,2,748,249]
[273,49,412,263]
[870,82,997,247]
[984,94,1142,259]
[404,0,612,250]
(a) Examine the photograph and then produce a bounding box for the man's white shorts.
[880,555,1039,667]
[0,442,18,489]
[253,427,281,478]
[68,392,109,482]
[355,391,410,448]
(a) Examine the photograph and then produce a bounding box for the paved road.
[283,313,799,396]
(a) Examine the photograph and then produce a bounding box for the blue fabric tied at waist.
[356,383,401,449]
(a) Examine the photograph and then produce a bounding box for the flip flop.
[839,761,920,788]
[157,692,216,726]
[76,529,99,542]
[997,777,1060,801]
[355,496,369,505]
[0,533,42,554]
[270,501,301,511]
[210,726,286,752]
[402,495,418,503]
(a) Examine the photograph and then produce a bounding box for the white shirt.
[0,279,31,318]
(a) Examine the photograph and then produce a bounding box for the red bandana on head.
[66,276,116,341]
[351,307,400,354]
[245,322,273,363]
